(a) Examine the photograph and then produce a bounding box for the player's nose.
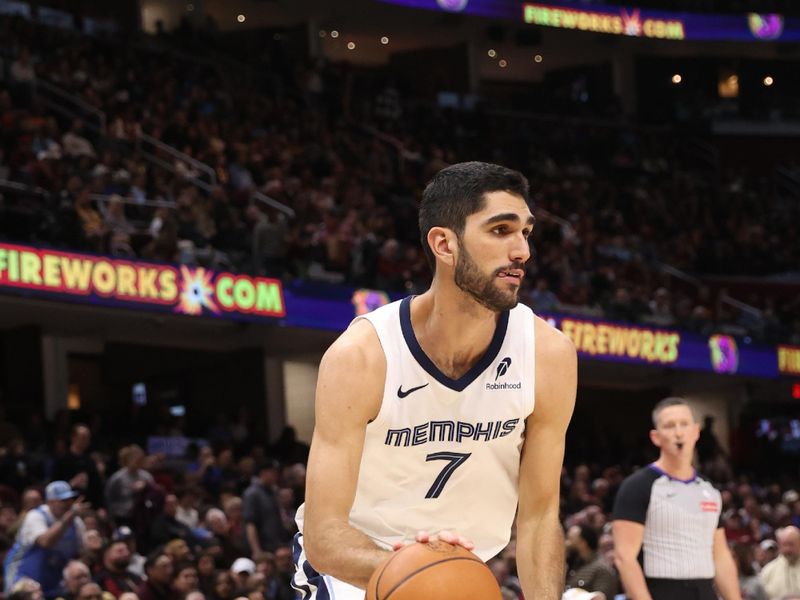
[510,232,530,263]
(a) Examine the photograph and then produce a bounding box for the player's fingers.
[456,535,475,550]
[414,530,431,543]
[435,530,458,543]
[436,530,475,550]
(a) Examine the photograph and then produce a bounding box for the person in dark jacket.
[93,540,142,597]
[149,495,193,548]
[242,462,289,556]
[50,425,103,509]
[136,552,177,600]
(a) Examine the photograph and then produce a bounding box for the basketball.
[366,541,502,600]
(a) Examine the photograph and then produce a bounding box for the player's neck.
[653,456,695,481]
[411,287,502,379]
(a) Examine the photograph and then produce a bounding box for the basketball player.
[292,161,577,600]
[612,398,741,600]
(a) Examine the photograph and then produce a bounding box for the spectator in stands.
[51,425,104,508]
[12,577,44,600]
[163,540,193,567]
[175,488,199,531]
[149,496,193,548]
[209,571,235,600]
[74,582,104,600]
[61,120,95,160]
[757,540,779,570]
[195,553,216,598]
[269,546,295,600]
[136,552,175,600]
[171,563,199,598]
[733,543,769,600]
[80,530,104,575]
[202,510,235,566]
[759,526,800,600]
[56,560,91,600]
[104,445,153,528]
[249,205,288,279]
[530,278,560,313]
[3,481,88,599]
[110,527,144,579]
[6,490,45,539]
[0,438,40,493]
[271,428,309,468]
[230,558,254,593]
[221,498,245,558]
[565,524,619,599]
[93,540,142,598]
[242,462,288,556]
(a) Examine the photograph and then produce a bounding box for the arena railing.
[136,132,217,187]
[32,78,107,134]
[29,79,295,219]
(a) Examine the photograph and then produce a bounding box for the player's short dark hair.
[577,524,599,551]
[651,397,694,427]
[419,161,530,273]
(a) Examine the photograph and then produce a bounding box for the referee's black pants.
[646,578,716,600]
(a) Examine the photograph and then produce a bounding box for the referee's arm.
[612,520,653,600]
[712,528,742,600]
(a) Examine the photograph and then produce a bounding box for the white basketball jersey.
[297,296,536,562]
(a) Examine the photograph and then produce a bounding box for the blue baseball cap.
[45,481,79,501]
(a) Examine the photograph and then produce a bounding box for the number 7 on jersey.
[425,452,471,499]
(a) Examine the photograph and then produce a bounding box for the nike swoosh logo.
[397,383,429,398]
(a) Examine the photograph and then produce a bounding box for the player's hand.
[392,530,475,552]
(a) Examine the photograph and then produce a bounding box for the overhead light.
[347,41,356,50]
[764,75,774,86]
[672,73,682,84]
[488,49,497,58]
[330,30,339,38]
[499,59,508,68]
[319,30,327,38]
[380,36,389,45]
[534,54,543,63]
[236,14,246,23]
[186,3,195,11]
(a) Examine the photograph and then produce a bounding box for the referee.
[612,397,741,600]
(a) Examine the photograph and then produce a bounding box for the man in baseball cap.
[3,481,89,599]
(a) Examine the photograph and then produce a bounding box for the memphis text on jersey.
[384,419,521,447]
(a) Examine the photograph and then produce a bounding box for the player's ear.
[428,227,457,268]
[649,428,660,448]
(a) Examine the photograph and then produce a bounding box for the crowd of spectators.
[0,409,798,600]
[1,11,799,347]
[0,415,308,600]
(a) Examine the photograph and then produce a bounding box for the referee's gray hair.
[651,397,695,427]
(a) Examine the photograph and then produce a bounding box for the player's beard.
[454,243,520,312]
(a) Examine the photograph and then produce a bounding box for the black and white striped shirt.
[612,464,723,580]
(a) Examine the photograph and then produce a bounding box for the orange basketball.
[366,541,502,600]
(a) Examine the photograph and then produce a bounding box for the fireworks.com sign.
[0,242,285,320]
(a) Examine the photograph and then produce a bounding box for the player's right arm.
[302,319,389,589]
[612,520,653,600]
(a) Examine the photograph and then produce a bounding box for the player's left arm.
[517,318,577,600]
[713,528,743,600]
